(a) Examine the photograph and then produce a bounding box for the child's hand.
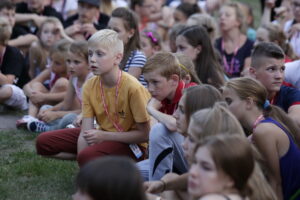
[30,91,45,105]
[147,98,162,110]
[83,129,104,145]
[73,114,83,127]
[65,24,82,36]
[288,23,300,39]
[81,23,97,37]
[39,110,59,123]
[144,181,165,193]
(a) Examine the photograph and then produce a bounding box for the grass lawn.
[0,129,78,200]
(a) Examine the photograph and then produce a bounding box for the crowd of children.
[1,0,300,200]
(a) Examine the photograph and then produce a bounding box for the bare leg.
[0,86,12,103]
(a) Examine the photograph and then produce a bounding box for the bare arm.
[8,34,38,48]
[253,124,283,200]
[23,68,51,96]
[128,67,142,79]
[77,117,94,153]
[0,73,15,85]
[83,121,150,145]
[147,98,177,132]
[287,105,300,144]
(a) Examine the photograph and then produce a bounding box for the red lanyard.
[252,114,264,130]
[221,38,239,75]
[99,70,123,132]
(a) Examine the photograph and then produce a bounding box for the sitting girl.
[189,135,254,200]
[27,41,93,133]
[222,77,300,200]
[17,39,71,128]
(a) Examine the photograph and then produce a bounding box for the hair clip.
[178,63,190,74]
[145,32,158,44]
[263,100,270,109]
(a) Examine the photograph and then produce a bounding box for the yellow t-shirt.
[82,72,150,133]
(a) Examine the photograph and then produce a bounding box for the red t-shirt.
[159,81,197,115]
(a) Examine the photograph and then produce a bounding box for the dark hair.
[251,42,285,68]
[76,157,147,200]
[111,7,140,70]
[177,25,225,88]
[184,85,222,125]
[176,2,201,19]
[130,0,144,10]
[0,0,15,11]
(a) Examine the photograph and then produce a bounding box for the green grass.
[0,129,78,200]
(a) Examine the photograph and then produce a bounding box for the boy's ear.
[249,67,257,78]
[114,53,123,65]
[169,74,180,86]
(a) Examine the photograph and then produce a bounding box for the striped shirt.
[123,50,147,87]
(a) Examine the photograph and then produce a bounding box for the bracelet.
[160,180,166,191]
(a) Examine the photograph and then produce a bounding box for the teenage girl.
[29,17,71,79]
[17,39,71,128]
[176,25,225,89]
[108,7,147,87]
[222,77,300,200]
[189,135,254,200]
[140,29,162,58]
[216,2,254,77]
[27,41,94,133]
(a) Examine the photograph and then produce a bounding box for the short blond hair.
[143,52,181,79]
[88,29,124,55]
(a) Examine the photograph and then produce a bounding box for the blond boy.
[36,29,150,167]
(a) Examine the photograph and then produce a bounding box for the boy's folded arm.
[0,73,15,85]
[77,117,94,153]
[147,107,177,132]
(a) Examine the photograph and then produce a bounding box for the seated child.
[249,42,300,130]
[35,29,151,167]
[29,17,72,79]
[0,17,28,110]
[137,52,197,181]
[28,40,93,133]
[17,39,71,128]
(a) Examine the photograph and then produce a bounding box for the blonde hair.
[175,53,201,84]
[190,102,245,142]
[88,29,124,55]
[221,2,247,34]
[143,52,181,79]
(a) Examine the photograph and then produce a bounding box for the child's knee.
[149,123,170,141]
[51,78,68,92]
[0,86,12,100]
[36,132,52,156]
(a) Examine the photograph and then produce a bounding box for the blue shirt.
[272,83,300,112]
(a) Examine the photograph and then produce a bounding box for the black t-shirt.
[15,2,64,34]
[215,38,254,78]
[10,25,30,39]
[1,46,30,88]
[64,13,109,30]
